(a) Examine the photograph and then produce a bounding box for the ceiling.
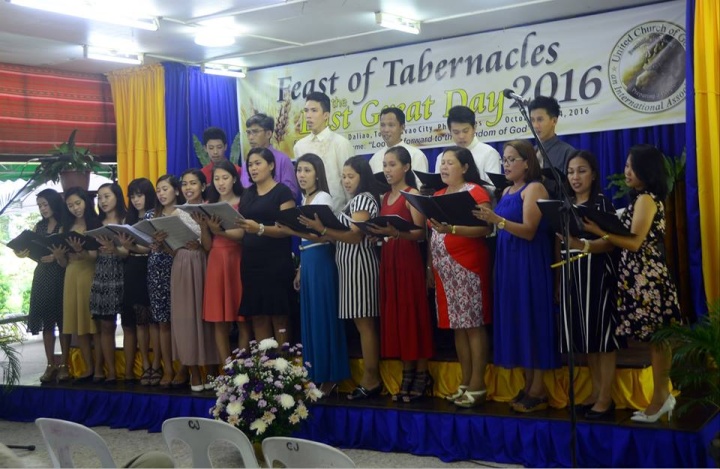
[0,0,667,75]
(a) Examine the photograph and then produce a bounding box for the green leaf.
[229,132,242,166]
[193,135,210,166]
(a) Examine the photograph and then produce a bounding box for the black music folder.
[401,190,487,227]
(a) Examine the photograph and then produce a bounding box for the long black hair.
[205,160,243,203]
[36,188,64,222]
[154,174,185,215]
[180,168,208,202]
[296,153,330,195]
[384,146,417,189]
[565,150,602,205]
[97,182,128,222]
[441,146,484,187]
[628,144,669,201]
[62,186,101,232]
[343,155,382,205]
[126,178,156,224]
[246,147,276,180]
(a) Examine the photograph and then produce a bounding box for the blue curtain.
[684,0,707,315]
[163,63,240,177]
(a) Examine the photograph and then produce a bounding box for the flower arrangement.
[209,337,322,443]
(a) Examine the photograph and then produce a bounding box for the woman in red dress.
[428,146,493,408]
[369,146,434,402]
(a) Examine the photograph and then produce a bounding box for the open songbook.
[133,216,199,251]
[85,225,153,247]
[3,229,51,261]
[400,190,487,227]
[537,199,631,237]
[276,204,349,235]
[351,215,422,235]
[33,231,102,252]
[176,202,244,230]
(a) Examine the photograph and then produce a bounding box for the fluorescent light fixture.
[194,29,236,47]
[84,45,143,65]
[7,0,159,31]
[375,12,421,35]
[202,63,247,78]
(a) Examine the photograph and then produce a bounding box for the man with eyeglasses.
[433,105,501,188]
[241,113,300,198]
[201,126,242,184]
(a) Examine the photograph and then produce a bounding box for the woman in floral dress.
[582,144,681,423]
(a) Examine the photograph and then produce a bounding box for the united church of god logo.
[608,21,686,113]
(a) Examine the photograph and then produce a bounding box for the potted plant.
[193,132,242,167]
[0,318,22,393]
[652,300,720,466]
[37,129,109,191]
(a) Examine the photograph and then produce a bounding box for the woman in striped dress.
[561,151,624,419]
[302,155,382,400]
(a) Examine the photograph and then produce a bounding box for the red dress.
[430,184,492,329]
[379,190,433,361]
[203,204,244,323]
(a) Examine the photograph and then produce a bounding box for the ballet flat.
[630,394,675,423]
[585,401,615,420]
[445,385,468,401]
[190,384,205,392]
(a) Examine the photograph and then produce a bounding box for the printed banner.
[239,1,685,156]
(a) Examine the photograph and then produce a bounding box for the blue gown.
[299,239,350,383]
[493,183,559,370]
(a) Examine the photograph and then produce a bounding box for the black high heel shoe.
[347,383,383,400]
[392,370,415,402]
[403,371,433,403]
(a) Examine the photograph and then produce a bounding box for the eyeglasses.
[502,157,525,165]
[245,129,266,136]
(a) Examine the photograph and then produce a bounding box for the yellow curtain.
[106,64,167,192]
[694,0,720,301]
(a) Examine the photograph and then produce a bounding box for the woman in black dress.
[561,151,624,419]
[237,147,296,344]
[15,189,69,382]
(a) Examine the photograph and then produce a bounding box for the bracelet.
[451,225,457,235]
[320,227,328,236]
[601,233,610,241]
[257,223,265,236]
[393,229,400,239]
[581,238,590,254]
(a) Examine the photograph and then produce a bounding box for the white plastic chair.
[35,418,117,468]
[261,437,356,468]
[161,417,259,468]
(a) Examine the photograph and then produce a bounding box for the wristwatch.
[257,223,265,236]
[497,218,506,230]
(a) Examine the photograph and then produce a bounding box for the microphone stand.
[0,164,44,217]
[514,98,582,468]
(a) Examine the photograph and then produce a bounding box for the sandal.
[40,365,58,384]
[445,385,468,401]
[148,368,162,386]
[403,371,433,403]
[56,365,71,382]
[347,384,383,401]
[392,370,415,402]
[512,395,549,413]
[139,368,153,386]
[454,389,487,408]
[509,389,526,405]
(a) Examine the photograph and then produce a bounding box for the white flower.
[226,401,244,416]
[261,411,276,424]
[296,403,308,419]
[233,373,249,387]
[288,414,300,424]
[306,387,322,401]
[250,419,267,435]
[258,338,279,351]
[278,393,295,409]
[273,357,289,372]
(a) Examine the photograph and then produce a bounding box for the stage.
[1,365,717,468]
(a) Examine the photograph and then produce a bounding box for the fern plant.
[192,132,242,167]
[36,129,109,185]
[605,148,686,200]
[652,299,720,417]
[0,320,23,393]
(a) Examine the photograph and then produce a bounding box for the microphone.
[503,89,526,101]
[29,155,74,164]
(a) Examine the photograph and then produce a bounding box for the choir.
[14,99,681,423]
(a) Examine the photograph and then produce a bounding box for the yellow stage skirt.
[69,349,669,411]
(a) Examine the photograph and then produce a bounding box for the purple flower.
[270,407,277,413]
[258,399,267,408]
[294,384,301,391]
[274,380,283,388]
[255,382,265,392]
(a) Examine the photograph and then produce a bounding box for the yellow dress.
[62,246,97,336]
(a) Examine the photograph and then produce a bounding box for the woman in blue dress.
[276,153,350,396]
[473,139,559,413]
